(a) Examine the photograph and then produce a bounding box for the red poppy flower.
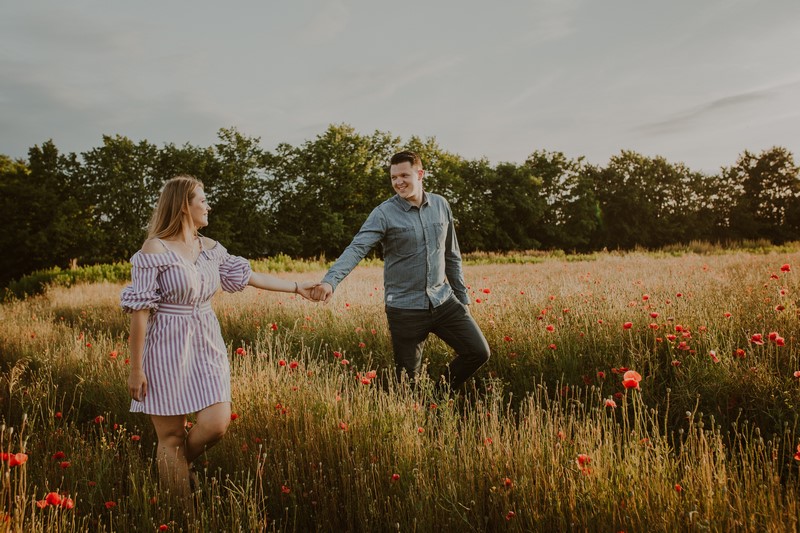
[623,322,633,330]
[597,371,606,379]
[709,351,720,363]
[94,416,104,424]
[60,497,75,509]
[604,399,617,408]
[270,323,278,331]
[750,334,764,345]
[623,379,640,390]
[417,427,424,434]
[793,371,800,379]
[60,461,71,469]
[45,492,62,506]
[666,334,677,341]
[623,370,642,382]
[795,444,800,461]
[781,264,791,272]
[503,335,513,342]
[503,477,513,487]
[109,351,118,359]
[674,484,682,493]
[339,422,348,431]
[548,344,557,350]
[8,453,28,467]
[278,359,286,366]
[230,413,239,421]
[475,298,482,303]
[642,294,650,301]
[281,485,291,494]
[340,359,349,365]
[52,451,66,460]
[482,288,491,294]
[333,351,342,358]
[105,501,116,510]
[649,312,659,318]
[366,370,377,379]
[235,347,246,356]
[391,473,400,482]
[36,500,48,509]
[54,412,63,420]
[576,454,591,467]
[505,511,516,520]
[546,324,555,332]
[358,342,366,348]
[289,361,299,369]
[671,360,681,367]
[159,526,169,532]
[131,435,141,441]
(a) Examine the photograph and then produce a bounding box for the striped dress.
[120,240,251,416]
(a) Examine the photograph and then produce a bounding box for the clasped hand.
[295,281,333,303]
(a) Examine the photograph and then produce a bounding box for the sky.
[2,0,799,174]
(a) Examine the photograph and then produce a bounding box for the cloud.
[635,81,800,136]
[294,0,350,46]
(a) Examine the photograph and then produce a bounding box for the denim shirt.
[322,192,469,309]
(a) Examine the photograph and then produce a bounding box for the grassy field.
[1,249,800,531]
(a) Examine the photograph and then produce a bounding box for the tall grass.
[1,250,799,530]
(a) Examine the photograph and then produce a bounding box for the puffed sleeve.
[212,244,252,293]
[120,251,171,312]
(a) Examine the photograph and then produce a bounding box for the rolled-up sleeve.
[219,253,253,293]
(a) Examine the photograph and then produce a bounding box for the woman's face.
[188,186,210,229]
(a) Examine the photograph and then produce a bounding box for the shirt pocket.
[430,222,446,250]
[386,225,418,256]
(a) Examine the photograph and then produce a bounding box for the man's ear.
[417,168,425,180]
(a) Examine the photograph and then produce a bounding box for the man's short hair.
[390,151,422,168]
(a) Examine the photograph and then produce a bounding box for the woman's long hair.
[147,175,204,240]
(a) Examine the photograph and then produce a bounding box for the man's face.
[390,161,424,205]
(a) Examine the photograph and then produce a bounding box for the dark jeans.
[385,295,490,389]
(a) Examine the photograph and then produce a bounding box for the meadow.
[1,248,800,532]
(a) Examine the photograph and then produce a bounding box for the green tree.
[267,124,401,257]
[721,147,800,242]
[526,150,598,251]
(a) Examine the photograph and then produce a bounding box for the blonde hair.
[147,175,204,239]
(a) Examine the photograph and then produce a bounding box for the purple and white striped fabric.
[120,240,252,416]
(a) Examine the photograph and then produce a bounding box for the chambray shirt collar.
[392,191,429,211]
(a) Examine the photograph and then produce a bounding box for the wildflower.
[289,361,299,369]
[235,347,246,356]
[781,264,791,272]
[642,294,650,301]
[340,359,350,365]
[391,473,400,482]
[709,351,720,363]
[674,484,683,493]
[735,348,746,358]
[750,333,764,345]
[366,370,377,379]
[623,370,642,382]
[769,331,779,342]
[131,435,141,441]
[358,342,366,348]
[230,413,239,421]
[333,351,342,358]
[623,322,633,330]
[676,292,683,297]
[104,501,116,510]
[60,497,75,509]
[45,492,61,506]
[54,412,63,420]
[159,526,169,532]
[60,461,71,469]
[36,500,48,509]
[671,360,681,367]
[546,324,555,332]
[52,451,66,460]
[724,312,732,318]
[604,398,617,408]
[666,334,677,341]
[505,511,516,520]
[794,371,800,379]
[417,427,424,434]
[482,288,491,294]
[776,305,785,312]
[776,337,786,346]
[281,485,291,494]
[649,323,659,330]
[503,335,513,342]
[475,298,482,304]
[484,437,493,445]
[649,312,659,318]
[360,378,371,385]
[339,422,348,431]
[548,344,557,350]
[94,415,104,424]
[109,351,118,359]
[795,444,800,461]
[8,453,28,467]
[597,371,606,379]
[503,477,513,487]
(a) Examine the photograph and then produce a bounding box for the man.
[312,151,490,391]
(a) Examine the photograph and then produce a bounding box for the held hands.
[310,282,333,303]
[294,281,333,303]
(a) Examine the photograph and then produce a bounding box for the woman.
[121,175,316,500]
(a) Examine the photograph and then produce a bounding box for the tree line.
[1,124,798,285]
